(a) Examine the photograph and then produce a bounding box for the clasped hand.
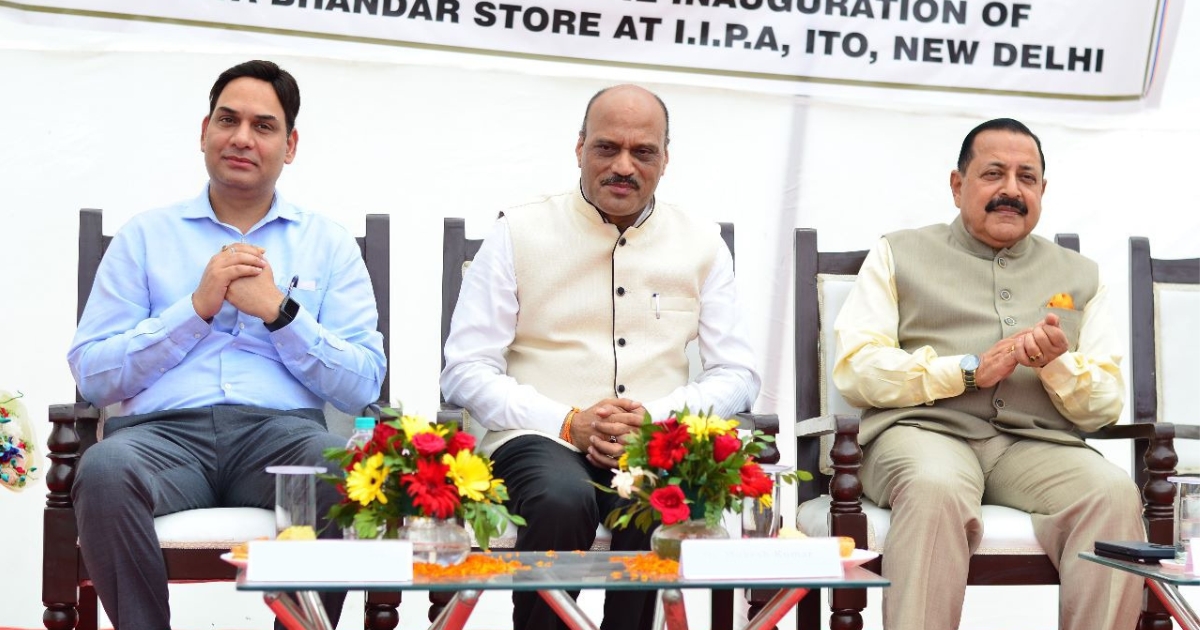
[974,313,1068,389]
[191,243,285,322]
[567,398,645,470]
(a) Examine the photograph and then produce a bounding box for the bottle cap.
[354,416,377,431]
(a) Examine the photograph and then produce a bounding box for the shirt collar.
[950,215,1032,259]
[182,183,300,228]
[578,179,655,229]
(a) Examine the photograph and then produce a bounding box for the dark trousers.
[72,406,347,630]
[492,435,657,630]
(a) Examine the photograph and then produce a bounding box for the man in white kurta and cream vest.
[833,118,1144,630]
[441,85,760,630]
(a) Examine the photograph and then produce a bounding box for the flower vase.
[650,519,730,561]
[400,517,471,566]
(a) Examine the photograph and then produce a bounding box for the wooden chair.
[790,227,1183,630]
[436,217,773,630]
[42,209,398,630]
[1128,236,1200,484]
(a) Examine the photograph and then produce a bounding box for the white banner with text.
[4,0,1180,103]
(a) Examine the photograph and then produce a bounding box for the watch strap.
[264,296,300,332]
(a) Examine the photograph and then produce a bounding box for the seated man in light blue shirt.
[67,59,386,630]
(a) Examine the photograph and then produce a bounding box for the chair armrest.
[437,403,465,428]
[1083,422,1189,545]
[736,411,779,465]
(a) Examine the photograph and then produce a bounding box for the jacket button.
[997,257,1008,268]
[617,338,626,347]
[995,399,1005,408]
[617,385,626,394]
[999,289,1011,300]
[618,237,627,246]
[616,287,625,296]
[1004,316,1016,326]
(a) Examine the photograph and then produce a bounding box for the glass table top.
[1080,552,1200,585]
[237,550,889,593]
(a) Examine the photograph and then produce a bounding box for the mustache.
[601,174,640,189]
[986,196,1027,215]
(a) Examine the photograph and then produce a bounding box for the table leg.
[538,590,600,630]
[1146,579,1200,630]
[430,589,481,630]
[660,589,689,630]
[263,592,324,630]
[743,588,810,630]
[297,591,332,630]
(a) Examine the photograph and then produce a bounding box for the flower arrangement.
[1,390,41,492]
[601,409,809,531]
[322,410,524,550]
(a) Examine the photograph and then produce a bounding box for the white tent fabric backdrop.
[1,4,1197,629]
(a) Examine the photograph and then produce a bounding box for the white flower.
[611,470,637,499]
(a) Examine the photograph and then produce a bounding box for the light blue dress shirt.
[68,187,387,417]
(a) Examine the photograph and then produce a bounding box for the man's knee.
[73,438,141,499]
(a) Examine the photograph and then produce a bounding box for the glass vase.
[400,517,471,566]
[650,518,730,561]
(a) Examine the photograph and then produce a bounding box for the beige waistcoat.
[473,188,722,456]
[860,217,1099,446]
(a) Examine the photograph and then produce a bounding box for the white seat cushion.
[154,507,275,549]
[797,496,1045,555]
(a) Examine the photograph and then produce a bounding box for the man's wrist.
[264,296,300,332]
[559,407,580,444]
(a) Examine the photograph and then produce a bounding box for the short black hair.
[579,85,670,147]
[957,118,1045,175]
[208,60,300,134]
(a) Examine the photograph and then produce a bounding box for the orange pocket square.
[1046,293,1074,309]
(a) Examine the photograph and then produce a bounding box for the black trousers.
[73,406,347,630]
[492,435,657,630]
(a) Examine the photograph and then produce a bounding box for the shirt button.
[617,384,626,394]
[193,333,201,339]
[223,383,232,391]
[159,368,166,373]
[617,338,626,347]
[997,257,1008,268]
[999,290,1012,301]
[618,237,627,246]
[1004,316,1016,326]
[995,399,1005,409]
[239,322,245,330]
[616,287,626,296]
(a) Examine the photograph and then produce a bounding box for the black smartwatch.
[960,354,981,391]
[264,296,300,332]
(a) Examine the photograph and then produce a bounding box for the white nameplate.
[679,537,844,580]
[245,540,414,583]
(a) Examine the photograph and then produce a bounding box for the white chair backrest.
[1157,282,1200,472]
[816,273,860,473]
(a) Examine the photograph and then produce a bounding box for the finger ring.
[608,435,618,444]
[1008,345,1015,353]
[608,453,618,459]
[1030,353,1043,362]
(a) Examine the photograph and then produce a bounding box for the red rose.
[738,463,774,499]
[712,434,741,463]
[403,459,460,519]
[649,485,691,525]
[647,423,691,469]
[371,423,400,452]
[446,431,476,456]
[411,432,448,457]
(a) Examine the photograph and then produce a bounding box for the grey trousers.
[72,405,348,630]
[861,425,1145,630]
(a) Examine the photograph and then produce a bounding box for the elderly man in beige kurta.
[833,118,1144,630]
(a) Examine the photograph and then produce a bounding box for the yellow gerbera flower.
[345,453,390,506]
[618,451,629,470]
[680,413,739,439]
[444,450,493,502]
[400,414,436,440]
[757,493,774,509]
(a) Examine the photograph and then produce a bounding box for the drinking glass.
[1170,476,1200,565]
[267,465,326,540]
[741,464,789,538]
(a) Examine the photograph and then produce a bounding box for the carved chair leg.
[41,603,77,630]
[428,591,454,623]
[79,585,99,630]
[794,588,821,630]
[365,591,400,630]
[710,589,733,630]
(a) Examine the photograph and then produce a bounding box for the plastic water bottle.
[346,416,376,449]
